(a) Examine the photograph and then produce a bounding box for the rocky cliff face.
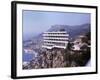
[23,46,90,69]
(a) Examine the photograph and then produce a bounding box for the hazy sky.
[23,10,90,40]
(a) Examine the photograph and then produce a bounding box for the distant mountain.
[32,23,90,42]
[33,33,43,40]
[48,23,90,39]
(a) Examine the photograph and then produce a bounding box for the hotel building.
[42,31,69,49]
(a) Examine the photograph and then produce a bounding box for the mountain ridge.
[35,23,90,40]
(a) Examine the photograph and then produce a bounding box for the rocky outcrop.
[23,44,90,69]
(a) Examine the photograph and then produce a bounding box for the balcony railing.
[43,40,68,43]
[43,34,69,37]
[43,37,68,40]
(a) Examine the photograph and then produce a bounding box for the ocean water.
[23,51,38,62]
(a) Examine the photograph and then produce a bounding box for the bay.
[23,50,38,62]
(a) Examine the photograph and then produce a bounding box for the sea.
[23,50,38,62]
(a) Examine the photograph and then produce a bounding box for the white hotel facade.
[42,31,69,49]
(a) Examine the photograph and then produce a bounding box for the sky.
[23,10,90,40]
